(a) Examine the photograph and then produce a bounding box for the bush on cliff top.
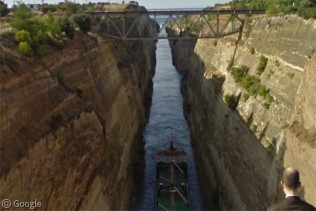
[11,4,77,56]
[230,0,316,19]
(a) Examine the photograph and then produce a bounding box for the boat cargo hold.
[155,141,190,211]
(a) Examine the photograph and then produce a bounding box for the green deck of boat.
[156,164,189,210]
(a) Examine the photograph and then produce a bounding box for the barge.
[155,138,190,210]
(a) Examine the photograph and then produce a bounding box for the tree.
[44,11,61,35]
[11,4,42,39]
[11,4,33,31]
[0,2,9,17]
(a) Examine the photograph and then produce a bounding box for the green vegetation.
[60,18,75,38]
[263,102,270,109]
[229,63,274,109]
[258,85,268,97]
[244,17,252,38]
[229,0,316,19]
[275,59,280,67]
[177,15,204,34]
[241,75,260,96]
[18,41,33,56]
[288,72,295,79]
[267,69,275,79]
[242,92,249,101]
[0,2,9,17]
[8,2,100,56]
[257,55,268,75]
[57,70,65,85]
[230,65,248,83]
[74,14,91,33]
[9,4,81,56]
[250,122,257,131]
[15,30,32,43]
[224,94,238,110]
[249,47,255,55]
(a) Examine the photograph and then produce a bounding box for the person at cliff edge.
[268,167,315,211]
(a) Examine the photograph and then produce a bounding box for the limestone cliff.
[170,15,316,210]
[0,13,157,210]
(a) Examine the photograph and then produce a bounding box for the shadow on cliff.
[169,36,286,210]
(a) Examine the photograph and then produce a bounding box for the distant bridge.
[86,9,266,40]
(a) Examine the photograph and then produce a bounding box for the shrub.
[60,18,75,38]
[275,59,280,67]
[244,17,252,38]
[34,29,48,44]
[74,14,91,33]
[15,30,32,43]
[57,70,65,85]
[250,123,257,131]
[41,4,58,14]
[47,37,64,49]
[224,94,238,110]
[288,72,295,79]
[18,41,33,56]
[230,65,248,83]
[242,92,249,101]
[241,75,260,96]
[249,47,255,55]
[61,2,80,13]
[257,55,268,75]
[258,85,268,97]
[263,102,270,109]
[297,7,316,19]
[44,11,61,36]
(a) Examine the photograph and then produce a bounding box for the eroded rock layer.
[170,15,316,210]
[0,16,157,209]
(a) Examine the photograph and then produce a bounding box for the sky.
[4,0,230,9]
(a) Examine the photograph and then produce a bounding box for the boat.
[154,134,190,210]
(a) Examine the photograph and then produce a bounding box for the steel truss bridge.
[86,9,266,40]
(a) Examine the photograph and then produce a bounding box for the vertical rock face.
[0,16,157,210]
[169,15,316,210]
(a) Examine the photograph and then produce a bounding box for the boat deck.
[156,162,190,210]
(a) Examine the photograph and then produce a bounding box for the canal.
[135,36,203,210]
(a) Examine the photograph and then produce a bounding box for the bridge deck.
[85,9,266,15]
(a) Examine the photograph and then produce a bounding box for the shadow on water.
[135,38,203,210]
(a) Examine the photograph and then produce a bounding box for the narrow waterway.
[136,37,203,210]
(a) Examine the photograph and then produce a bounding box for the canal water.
[135,36,203,210]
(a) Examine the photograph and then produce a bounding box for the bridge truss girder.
[88,10,265,40]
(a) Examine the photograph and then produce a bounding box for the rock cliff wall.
[0,14,157,210]
[170,15,316,210]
